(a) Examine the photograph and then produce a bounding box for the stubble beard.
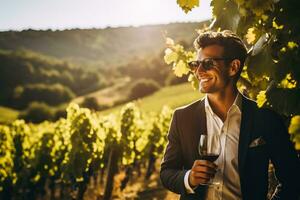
[198,83,210,94]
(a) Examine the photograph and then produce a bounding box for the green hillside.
[0,83,203,123]
[0,22,209,68]
[0,49,105,109]
[0,106,19,123]
[0,22,209,122]
[100,82,204,115]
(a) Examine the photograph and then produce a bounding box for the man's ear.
[228,59,241,77]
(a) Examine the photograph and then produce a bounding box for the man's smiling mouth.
[200,77,212,84]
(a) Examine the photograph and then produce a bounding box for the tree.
[81,97,100,110]
[19,102,54,123]
[166,0,300,149]
[129,79,160,100]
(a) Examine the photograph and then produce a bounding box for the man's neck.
[207,86,238,122]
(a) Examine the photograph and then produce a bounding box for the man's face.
[194,44,231,94]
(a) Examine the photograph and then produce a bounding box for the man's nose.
[194,65,206,80]
[195,64,205,74]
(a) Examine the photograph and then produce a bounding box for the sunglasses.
[188,57,233,71]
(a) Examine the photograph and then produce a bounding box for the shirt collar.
[232,92,242,113]
[204,92,242,115]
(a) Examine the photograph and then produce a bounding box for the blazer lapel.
[190,99,207,161]
[238,97,255,183]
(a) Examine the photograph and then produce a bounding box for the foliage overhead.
[176,0,199,13]
[174,0,300,149]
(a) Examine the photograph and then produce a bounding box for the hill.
[0,106,19,123]
[0,21,209,122]
[72,77,131,106]
[0,82,203,123]
[0,49,106,109]
[99,82,204,115]
[0,22,209,68]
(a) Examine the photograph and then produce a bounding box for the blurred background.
[0,0,212,123]
[0,0,212,199]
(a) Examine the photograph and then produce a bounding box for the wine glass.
[198,134,221,185]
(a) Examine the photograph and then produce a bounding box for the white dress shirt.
[184,93,243,200]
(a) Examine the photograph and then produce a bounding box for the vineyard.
[0,102,174,200]
[1,0,300,199]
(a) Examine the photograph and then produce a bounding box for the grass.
[0,83,204,123]
[0,106,19,123]
[100,83,205,115]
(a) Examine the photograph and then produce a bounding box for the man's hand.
[188,160,218,187]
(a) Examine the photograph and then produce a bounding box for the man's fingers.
[192,176,210,184]
[191,171,213,179]
[189,165,216,186]
[192,165,217,174]
[194,160,217,168]
[190,159,218,186]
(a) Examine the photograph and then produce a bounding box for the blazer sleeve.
[160,110,188,195]
[268,113,300,200]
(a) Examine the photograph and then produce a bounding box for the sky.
[0,0,212,31]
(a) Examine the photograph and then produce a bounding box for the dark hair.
[194,30,248,79]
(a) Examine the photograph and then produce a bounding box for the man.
[160,30,300,200]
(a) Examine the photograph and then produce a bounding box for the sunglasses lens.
[188,61,198,71]
[189,59,215,71]
[203,59,214,70]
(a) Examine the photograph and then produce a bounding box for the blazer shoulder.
[242,95,257,108]
[174,98,204,114]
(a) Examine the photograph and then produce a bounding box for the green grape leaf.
[164,48,178,64]
[188,74,199,90]
[247,40,276,78]
[244,0,274,17]
[245,27,256,44]
[278,73,297,89]
[165,37,175,46]
[272,20,284,30]
[177,0,199,13]
[256,90,267,107]
[289,116,300,134]
[266,88,300,116]
[211,0,240,31]
[287,41,298,49]
[185,51,197,62]
[173,60,189,77]
[288,115,300,150]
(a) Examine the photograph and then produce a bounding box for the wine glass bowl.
[198,134,221,185]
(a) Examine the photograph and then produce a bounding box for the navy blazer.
[160,96,300,200]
